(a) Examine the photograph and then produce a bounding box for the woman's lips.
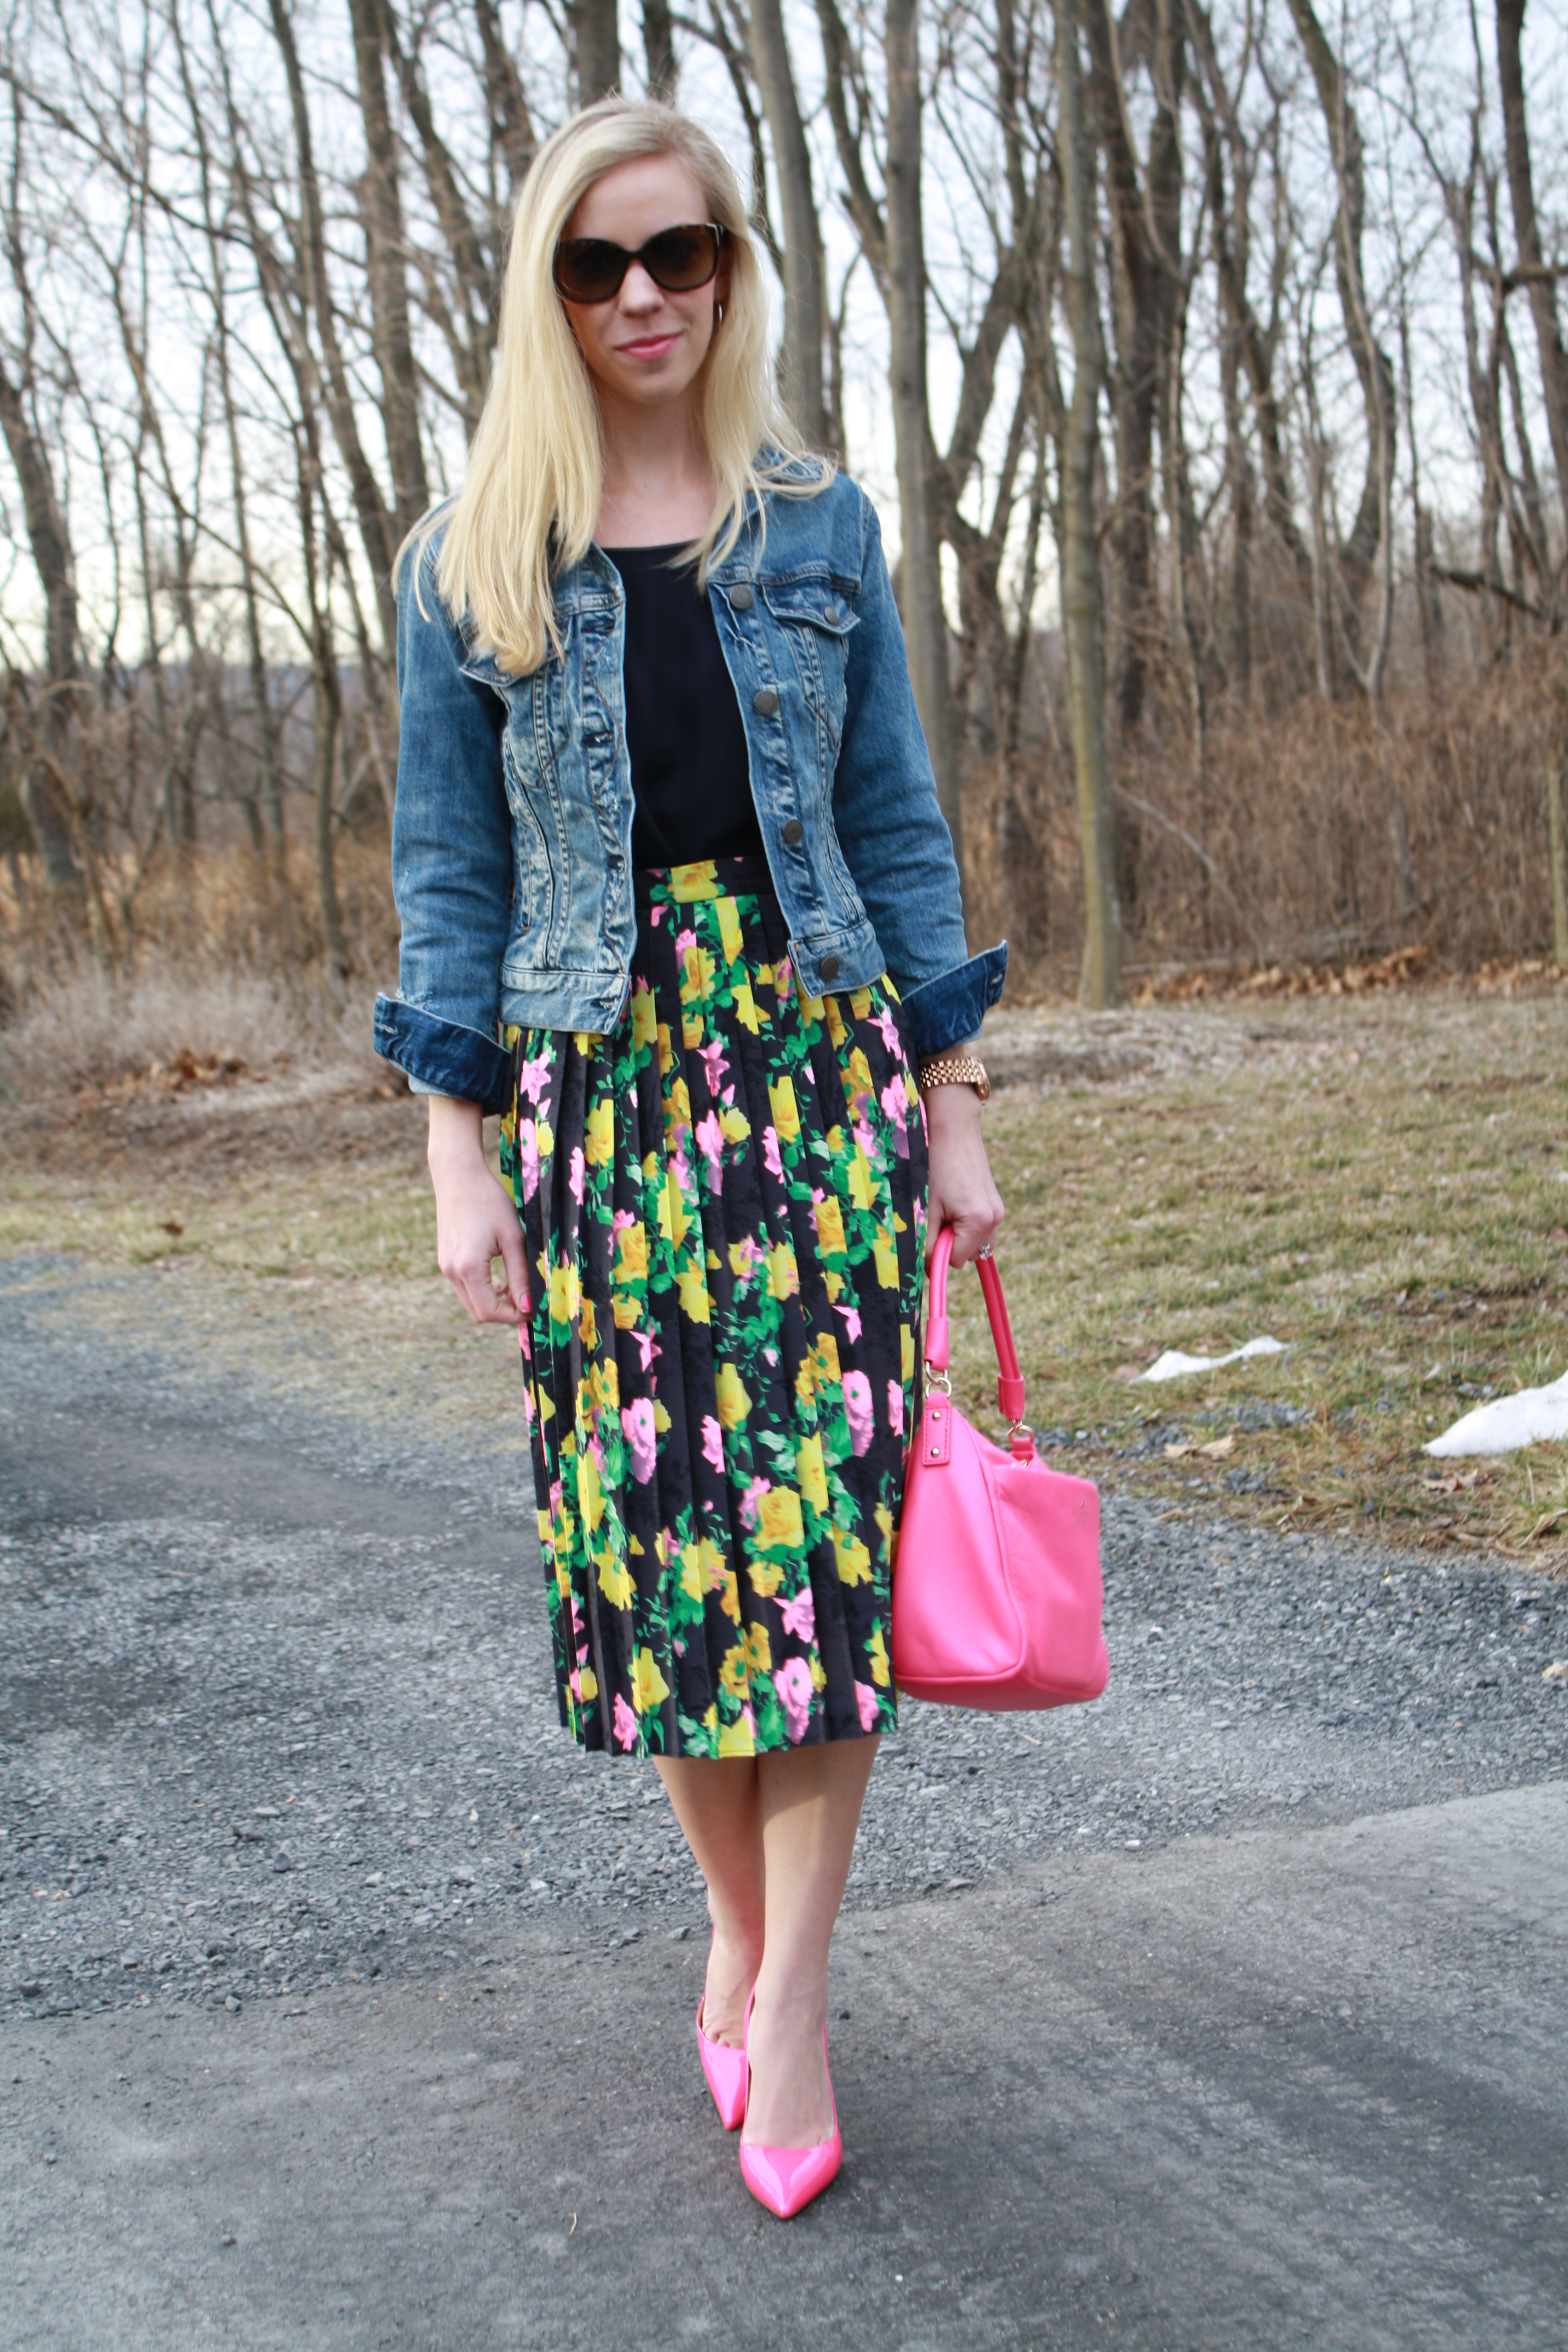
[616,333,681,360]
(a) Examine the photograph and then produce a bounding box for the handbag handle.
[924,1222,1028,1429]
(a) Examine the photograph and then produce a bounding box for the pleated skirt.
[499,854,929,1758]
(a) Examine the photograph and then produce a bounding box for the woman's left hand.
[923,1083,1004,1267]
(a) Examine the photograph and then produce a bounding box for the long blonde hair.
[415,97,829,675]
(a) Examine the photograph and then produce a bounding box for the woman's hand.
[923,1083,1004,1267]
[426,1096,531,1325]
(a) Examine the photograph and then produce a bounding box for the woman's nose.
[618,262,664,312]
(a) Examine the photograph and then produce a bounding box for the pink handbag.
[891,1224,1109,1711]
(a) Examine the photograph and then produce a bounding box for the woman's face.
[558,153,731,414]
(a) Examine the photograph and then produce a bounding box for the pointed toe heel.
[695,1996,748,2132]
[737,2017,841,2220]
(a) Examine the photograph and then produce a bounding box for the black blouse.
[604,543,764,867]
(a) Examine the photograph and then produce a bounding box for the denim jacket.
[373,468,1006,1111]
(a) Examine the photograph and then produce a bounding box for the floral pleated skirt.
[499,854,928,1759]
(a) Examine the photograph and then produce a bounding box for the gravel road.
[4,1252,1564,2022]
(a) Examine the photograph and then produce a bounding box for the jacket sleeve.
[371,538,517,1114]
[831,490,1007,1058]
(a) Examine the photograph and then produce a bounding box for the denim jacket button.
[753,687,780,716]
[819,955,840,981]
[781,817,805,845]
[731,584,754,610]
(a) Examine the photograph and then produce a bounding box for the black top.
[604,544,763,867]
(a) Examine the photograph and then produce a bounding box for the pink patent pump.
[737,1994,843,2220]
[694,1941,749,2131]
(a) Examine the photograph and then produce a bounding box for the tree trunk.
[572,0,621,102]
[1496,0,1568,540]
[750,0,829,447]
[0,354,83,898]
[1549,748,1568,968]
[883,0,962,875]
[1056,0,1121,1008]
[313,650,350,1002]
[346,0,428,545]
[642,0,676,94]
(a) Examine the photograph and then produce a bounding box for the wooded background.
[2,0,1566,1008]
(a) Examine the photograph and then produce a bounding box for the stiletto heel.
[694,1939,748,2131]
[737,2001,842,2219]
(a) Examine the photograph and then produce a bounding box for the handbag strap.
[924,1223,1029,1435]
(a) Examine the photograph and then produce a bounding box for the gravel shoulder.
[3,1252,1567,2348]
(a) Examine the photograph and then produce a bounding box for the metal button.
[820,955,840,980]
[753,687,780,716]
[731,584,754,610]
[781,817,805,844]
[823,603,840,623]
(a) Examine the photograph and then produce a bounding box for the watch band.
[916,1052,991,1103]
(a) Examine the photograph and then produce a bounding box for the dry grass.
[1,975,1564,1564]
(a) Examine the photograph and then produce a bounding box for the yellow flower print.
[813,1197,847,1256]
[612,1296,640,1330]
[719,1645,750,1699]
[794,1356,816,1406]
[716,896,744,965]
[824,996,848,1048]
[679,1546,703,1604]
[811,1331,841,1387]
[676,1262,711,1324]
[597,1553,633,1611]
[757,1487,805,1551]
[867,1626,891,1687]
[632,1646,671,1713]
[733,977,760,1032]
[615,1220,648,1282]
[846,1047,874,1101]
[875,1500,895,1558]
[745,1622,772,1674]
[848,1148,874,1212]
[535,1115,555,1161]
[699,1538,728,1592]
[795,1433,829,1513]
[548,1261,579,1330]
[748,1558,785,1597]
[768,1073,801,1142]
[719,1105,751,1145]
[718,1713,756,1757]
[874,1226,900,1289]
[682,1009,704,1050]
[767,1243,799,1301]
[795,985,826,1024]
[850,986,874,1018]
[577,1447,604,1534]
[630,985,658,1050]
[583,1097,615,1167]
[719,1568,742,1624]
[578,1667,599,1703]
[579,1295,598,1354]
[834,1529,872,1585]
[679,942,717,1004]
[671,859,720,899]
[656,1021,675,1076]
[715,1362,751,1428]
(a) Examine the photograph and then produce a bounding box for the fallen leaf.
[1541,1660,1568,1682]
[1200,1431,1237,1459]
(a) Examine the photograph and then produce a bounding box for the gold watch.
[917,1051,991,1102]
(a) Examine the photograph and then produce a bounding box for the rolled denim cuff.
[373,993,514,1115]
[900,942,1008,1059]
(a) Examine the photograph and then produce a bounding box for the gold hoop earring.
[714,300,725,327]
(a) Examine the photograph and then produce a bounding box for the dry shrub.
[967,660,1566,993]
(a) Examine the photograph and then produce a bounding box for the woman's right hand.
[426,1096,531,1325]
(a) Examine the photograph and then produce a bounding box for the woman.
[374,96,1005,2217]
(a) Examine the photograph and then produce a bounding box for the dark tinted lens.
[554,239,627,302]
[641,225,720,291]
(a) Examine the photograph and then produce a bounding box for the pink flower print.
[517,1319,532,1361]
[621,1397,657,1483]
[834,1299,863,1345]
[730,1234,760,1285]
[613,1693,639,1752]
[675,926,697,955]
[880,1077,908,1132]
[694,1109,725,1192]
[854,1117,880,1165]
[855,1680,881,1733]
[699,1038,728,1097]
[775,1656,814,1742]
[701,1415,725,1474]
[613,1206,636,1233]
[549,1478,564,1517]
[518,1047,554,1105]
[518,1383,535,1429]
[568,1667,582,1703]
[568,1145,586,1203]
[762,1125,783,1179]
[874,1004,903,1057]
[779,1587,816,1646]
[633,1328,660,1374]
[775,958,792,996]
[886,1378,904,1437]
[842,1369,875,1456]
[739,1475,769,1529]
[515,1122,541,1201]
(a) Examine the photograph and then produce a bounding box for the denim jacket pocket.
[763,578,860,749]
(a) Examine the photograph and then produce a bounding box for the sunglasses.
[553,222,728,305]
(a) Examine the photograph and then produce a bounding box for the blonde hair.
[413,97,829,675]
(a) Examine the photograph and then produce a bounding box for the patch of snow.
[1425,1370,1568,1457]
[1137,1338,1288,1383]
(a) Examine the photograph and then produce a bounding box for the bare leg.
[655,1756,765,2047]
[742,1734,880,2149]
